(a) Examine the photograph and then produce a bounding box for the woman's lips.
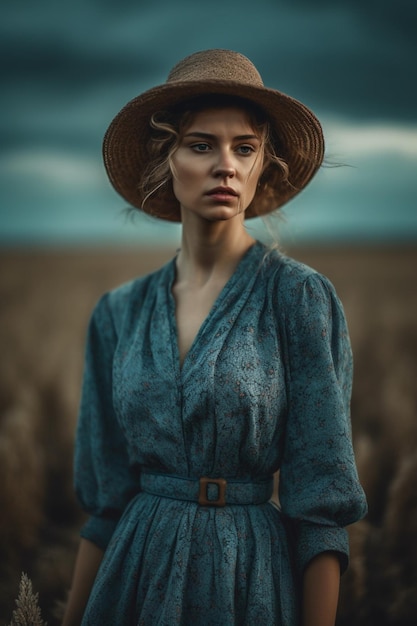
[206,187,238,201]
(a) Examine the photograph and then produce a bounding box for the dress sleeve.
[74,293,140,550]
[277,269,367,575]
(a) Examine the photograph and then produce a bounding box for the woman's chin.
[182,204,245,224]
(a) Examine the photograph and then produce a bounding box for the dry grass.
[0,244,416,625]
[7,573,46,626]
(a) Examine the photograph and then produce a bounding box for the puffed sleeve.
[277,267,367,575]
[74,293,140,550]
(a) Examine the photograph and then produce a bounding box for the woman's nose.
[212,150,236,178]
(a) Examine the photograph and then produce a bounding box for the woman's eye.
[237,145,255,155]
[191,143,211,152]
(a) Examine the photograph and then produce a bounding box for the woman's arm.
[62,538,104,626]
[302,551,341,626]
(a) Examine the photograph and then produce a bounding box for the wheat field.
[1,244,416,625]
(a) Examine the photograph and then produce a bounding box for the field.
[1,244,416,625]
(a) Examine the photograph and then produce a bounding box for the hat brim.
[103,79,324,221]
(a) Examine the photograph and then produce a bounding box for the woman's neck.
[176,220,255,286]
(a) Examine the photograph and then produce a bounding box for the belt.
[140,471,273,507]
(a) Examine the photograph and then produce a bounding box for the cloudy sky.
[1,0,416,246]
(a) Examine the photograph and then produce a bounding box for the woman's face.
[170,107,264,223]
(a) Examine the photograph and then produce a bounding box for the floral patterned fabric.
[75,241,367,625]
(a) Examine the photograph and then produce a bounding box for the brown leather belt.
[140,471,273,507]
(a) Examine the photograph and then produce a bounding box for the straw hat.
[103,49,324,221]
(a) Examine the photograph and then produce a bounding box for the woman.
[63,49,367,625]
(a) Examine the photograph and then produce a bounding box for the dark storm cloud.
[287,0,416,43]
[3,0,416,125]
[271,0,417,119]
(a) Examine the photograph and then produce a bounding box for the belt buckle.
[198,477,227,507]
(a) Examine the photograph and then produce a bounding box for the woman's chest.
[172,280,227,368]
[113,311,288,471]
[113,296,288,423]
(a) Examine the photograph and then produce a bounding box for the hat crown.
[166,49,264,87]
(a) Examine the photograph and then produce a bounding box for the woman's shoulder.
[261,244,329,288]
[92,258,174,326]
[260,244,341,311]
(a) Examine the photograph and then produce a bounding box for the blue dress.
[75,241,367,625]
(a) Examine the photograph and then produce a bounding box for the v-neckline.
[166,241,263,375]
